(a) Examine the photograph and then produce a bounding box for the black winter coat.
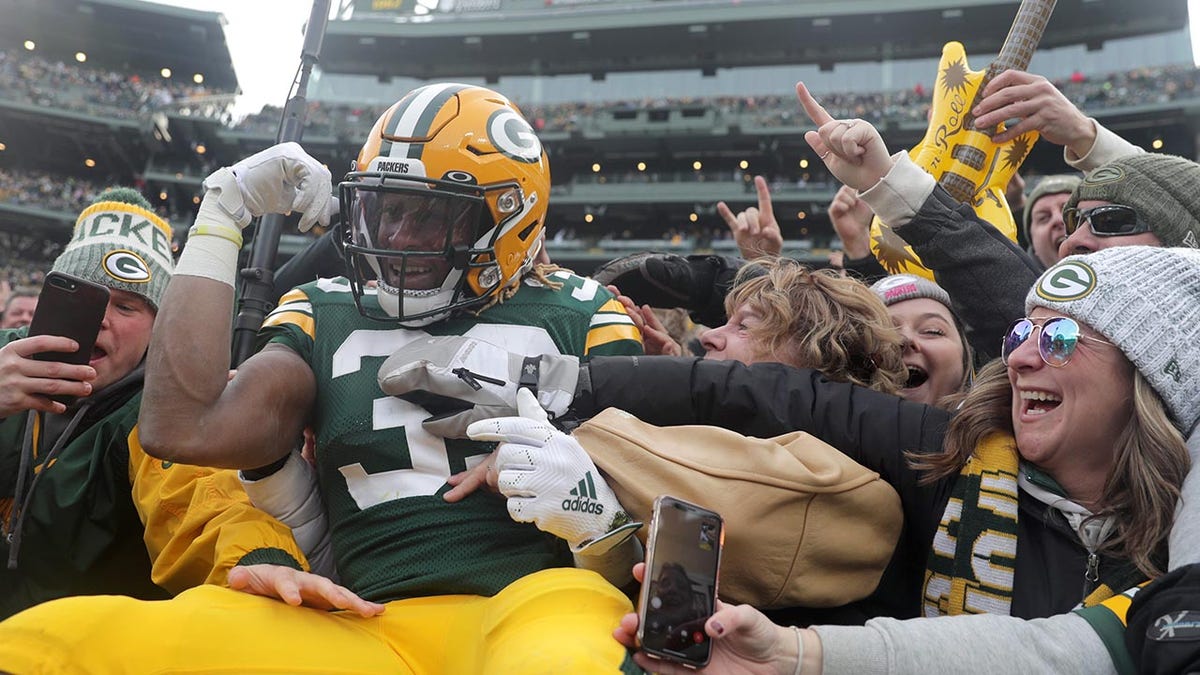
[573,356,1145,621]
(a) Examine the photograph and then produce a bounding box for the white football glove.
[198,141,333,233]
[467,388,640,554]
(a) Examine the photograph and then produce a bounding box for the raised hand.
[827,185,875,260]
[199,142,334,233]
[227,564,385,618]
[972,69,1096,157]
[796,82,893,193]
[0,336,96,416]
[466,389,640,553]
[717,176,783,259]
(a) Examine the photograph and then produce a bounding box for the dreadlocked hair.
[473,262,567,314]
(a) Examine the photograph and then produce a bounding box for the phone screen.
[639,496,724,667]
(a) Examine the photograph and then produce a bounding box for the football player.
[0,84,645,673]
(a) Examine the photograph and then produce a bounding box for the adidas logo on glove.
[562,472,605,515]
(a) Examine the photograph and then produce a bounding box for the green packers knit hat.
[1023,174,1080,246]
[1027,246,1200,433]
[1066,154,1200,249]
[51,187,175,310]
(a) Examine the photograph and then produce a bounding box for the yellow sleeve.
[127,424,309,595]
[585,298,644,356]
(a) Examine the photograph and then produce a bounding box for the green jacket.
[0,328,307,619]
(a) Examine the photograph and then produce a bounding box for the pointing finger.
[796,82,834,126]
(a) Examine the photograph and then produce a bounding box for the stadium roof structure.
[319,0,1190,81]
[0,99,149,176]
[0,0,239,92]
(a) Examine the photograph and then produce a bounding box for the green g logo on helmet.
[1036,261,1097,302]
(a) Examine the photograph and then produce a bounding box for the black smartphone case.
[27,271,111,367]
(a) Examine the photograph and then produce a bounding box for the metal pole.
[231,0,331,367]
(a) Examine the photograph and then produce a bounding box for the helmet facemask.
[340,171,528,326]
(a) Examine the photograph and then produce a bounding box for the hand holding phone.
[16,272,109,407]
[637,495,725,668]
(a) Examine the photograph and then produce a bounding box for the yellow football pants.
[0,568,639,674]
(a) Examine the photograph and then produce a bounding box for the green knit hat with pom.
[51,188,175,310]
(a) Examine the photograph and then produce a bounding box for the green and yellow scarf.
[922,432,1021,616]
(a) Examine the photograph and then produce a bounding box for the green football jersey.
[261,272,641,602]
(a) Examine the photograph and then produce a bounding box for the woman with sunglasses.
[576,245,1196,673]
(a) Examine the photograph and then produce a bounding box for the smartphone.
[27,272,110,400]
[637,495,725,669]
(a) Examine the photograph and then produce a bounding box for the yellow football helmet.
[340,83,550,325]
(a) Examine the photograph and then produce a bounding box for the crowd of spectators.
[226,63,1200,138]
[0,168,195,275]
[0,254,46,290]
[519,63,1200,132]
[4,51,1200,269]
[0,168,193,226]
[4,42,1198,136]
[0,167,106,213]
[233,101,383,139]
[0,49,234,122]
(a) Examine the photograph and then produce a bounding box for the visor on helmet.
[353,187,482,291]
[340,172,506,324]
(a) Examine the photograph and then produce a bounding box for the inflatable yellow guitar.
[870,0,1057,278]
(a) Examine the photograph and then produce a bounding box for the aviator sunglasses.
[1062,204,1152,238]
[1001,317,1114,368]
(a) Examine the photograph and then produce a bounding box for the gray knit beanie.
[1066,154,1200,249]
[51,188,174,310]
[1022,174,1080,247]
[870,274,952,310]
[870,274,974,383]
[1026,246,1200,433]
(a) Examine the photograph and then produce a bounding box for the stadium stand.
[1,0,1197,276]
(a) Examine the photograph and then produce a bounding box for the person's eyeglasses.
[1062,204,1152,238]
[1001,317,1114,368]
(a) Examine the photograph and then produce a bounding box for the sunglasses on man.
[1062,204,1152,238]
[1001,317,1114,368]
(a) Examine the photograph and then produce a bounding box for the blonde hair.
[911,360,1188,578]
[725,258,906,394]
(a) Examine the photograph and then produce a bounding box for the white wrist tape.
[174,228,241,287]
[240,452,337,579]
